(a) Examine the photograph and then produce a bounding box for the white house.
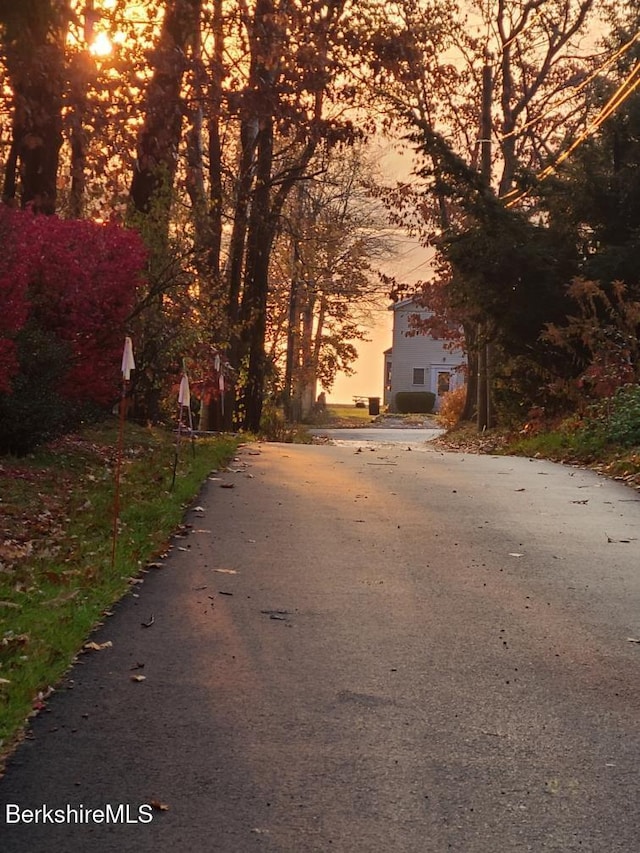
[383,298,466,411]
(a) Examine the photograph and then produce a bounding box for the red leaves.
[0,207,147,406]
[0,210,31,391]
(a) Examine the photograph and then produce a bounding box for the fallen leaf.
[509,553,524,558]
[84,641,113,651]
[220,483,235,489]
[150,801,170,812]
[214,568,237,575]
[47,589,80,607]
[130,674,146,682]
[141,615,155,628]
[0,678,11,685]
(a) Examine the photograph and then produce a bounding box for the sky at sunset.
[327,144,434,404]
[327,237,435,403]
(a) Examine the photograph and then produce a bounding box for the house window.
[412,367,425,385]
[385,360,392,390]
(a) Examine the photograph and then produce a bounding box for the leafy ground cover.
[0,422,239,764]
[433,422,640,491]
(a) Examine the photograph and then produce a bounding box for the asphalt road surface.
[309,427,445,447]
[2,439,640,853]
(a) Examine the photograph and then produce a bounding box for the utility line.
[504,52,640,208]
[499,29,640,143]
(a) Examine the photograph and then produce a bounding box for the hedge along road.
[2,440,640,852]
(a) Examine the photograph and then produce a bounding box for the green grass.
[0,421,239,759]
[325,403,376,424]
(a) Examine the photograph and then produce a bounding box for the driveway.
[310,416,445,448]
[309,426,444,448]
[2,441,640,852]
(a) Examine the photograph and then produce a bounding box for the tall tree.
[0,0,71,213]
[219,0,365,431]
[130,0,201,223]
[272,145,394,421]
[366,0,603,422]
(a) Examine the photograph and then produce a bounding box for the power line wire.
[504,53,640,208]
[499,29,640,143]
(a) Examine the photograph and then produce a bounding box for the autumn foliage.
[0,207,146,452]
[0,210,30,392]
[542,278,640,401]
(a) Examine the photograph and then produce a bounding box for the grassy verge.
[434,421,640,490]
[0,420,239,760]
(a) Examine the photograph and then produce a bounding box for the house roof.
[388,296,430,311]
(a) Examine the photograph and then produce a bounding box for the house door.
[431,367,451,409]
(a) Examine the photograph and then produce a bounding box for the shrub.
[0,210,30,391]
[601,385,640,447]
[439,385,466,427]
[394,391,436,413]
[0,208,146,455]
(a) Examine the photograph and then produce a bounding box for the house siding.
[384,301,465,411]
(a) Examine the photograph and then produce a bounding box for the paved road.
[2,441,640,852]
[309,427,444,447]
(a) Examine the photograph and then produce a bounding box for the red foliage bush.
[0,207,146,406]
[0,209,31,391]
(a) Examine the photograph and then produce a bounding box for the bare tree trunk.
[298,287,316,420]
[240,117,275,432]
[185,0,207,246]
[208,0,224,281]
[68,51,92,218]
[130,0,200,219]
[1,1,71,213]
[461,321,478,421]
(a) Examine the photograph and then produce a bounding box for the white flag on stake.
[178,373,191,408]
[121,336,135,380]
[219,372,225,416]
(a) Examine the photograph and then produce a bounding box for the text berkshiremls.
[5,803,154,825]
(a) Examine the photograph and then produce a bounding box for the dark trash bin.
[368,397,380,416]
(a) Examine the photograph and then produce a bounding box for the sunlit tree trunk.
[130,0,200,221]
[68,51,92,218]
